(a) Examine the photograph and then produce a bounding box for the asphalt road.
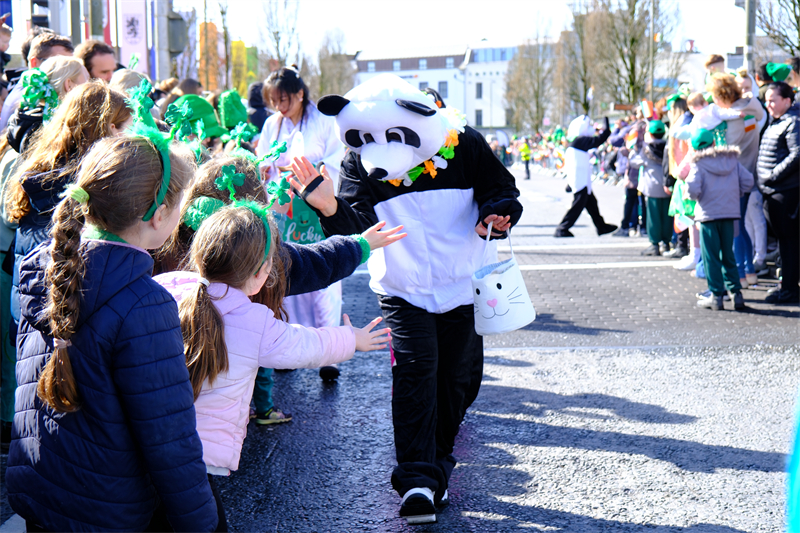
[1,165,797,532]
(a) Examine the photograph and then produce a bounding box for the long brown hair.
[38,136,193,413]
[180,205,278,399]
[155,155,290,319]
[5,81,132,222]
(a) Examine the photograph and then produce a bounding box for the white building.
[354,40,520,138]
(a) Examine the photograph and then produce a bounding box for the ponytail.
[178,282,228,400]
[37,196,85,412]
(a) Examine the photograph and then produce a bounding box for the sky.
[173,0,753,61]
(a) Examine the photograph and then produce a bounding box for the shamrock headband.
[215,164,292,209]
[232,199,273,272]
[128,120,172,222]
[20,68,59,121]
[228,139,287,169]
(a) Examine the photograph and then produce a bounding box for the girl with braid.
[7,135,222,532]
[153,202,393,516]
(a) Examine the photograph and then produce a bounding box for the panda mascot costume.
[289,73,522,524]
[554,115,618,237]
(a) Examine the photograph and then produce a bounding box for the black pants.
[378,295,483,501]
[764,188,799,293]
[621,188,639,229]
[557,188,609,233]
[524,159,530,179]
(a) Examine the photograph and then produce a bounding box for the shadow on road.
[522,313,630,336]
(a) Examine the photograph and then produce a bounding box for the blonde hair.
[38,136,194,412]
[5,81,132,222]
[39,55,88,98]
[707,73,742,105]
[180,205,278,399]
[109,69,150,94]
[687,92,707,108]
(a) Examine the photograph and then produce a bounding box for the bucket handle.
[482,220,514,265]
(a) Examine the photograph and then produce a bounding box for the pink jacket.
[154,271,356,472]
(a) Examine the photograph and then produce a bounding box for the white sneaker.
[673,256,696,270]
[400,487,437,524]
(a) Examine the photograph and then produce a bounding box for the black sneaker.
[400,487,437,524]
[697,293,724,310]
[435,489,450,509]
[319,364,340,381]
[765,289,800,304]
[611,227,629,237]
[254,408,292,426]
[597,223,618,236]
[1,421,11,453]
[641,244,660,256]
[554,229,574,238]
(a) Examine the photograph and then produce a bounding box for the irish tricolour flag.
[744,115,757,133]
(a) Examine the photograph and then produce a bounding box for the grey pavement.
[1,166,797,532]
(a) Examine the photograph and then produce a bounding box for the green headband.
[183,196,225,231]
[228,140,287,169]
[125,78,157,129]
[128,121,172,221]
[232,199,272,272]
[20,68,59,121]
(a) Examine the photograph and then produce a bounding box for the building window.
[393,60,401,71]
[446,57,454,69]
[476,82,483,99]
[475,110,483,127]
[367,62,375,73]
[419,58,427,70]
[438,81,448,98]
[419,81,428,90]
[505,108,513,126]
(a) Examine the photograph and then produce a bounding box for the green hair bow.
[215,165,246,201]
[183,196,226,231]
[20,68,59,122]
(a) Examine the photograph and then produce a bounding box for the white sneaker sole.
[406,514,437,524]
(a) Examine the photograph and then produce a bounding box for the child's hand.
[288,156,338,217]
[362,221,407,250]
[343,314,391,352]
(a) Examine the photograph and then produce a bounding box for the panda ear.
[395,99,437,117]
[318,95,350,116]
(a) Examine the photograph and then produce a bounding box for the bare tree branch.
[756,0,800,56]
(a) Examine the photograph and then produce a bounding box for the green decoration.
[230,122,256,146]
[20,68,59,121]
[352,234,370,265]
[215,165,246,201]
[128,121,172,221]
[83,224,127,244]
[265,177,291,209]
[438,144,455,160]
[125,78,157,129]
[164,101,194,141]
[183,196,226,231]
[231,199,273,271]
[63,183,89,204]
[128,53,139,71]
[407,166,424,181]
[259,140,287,164]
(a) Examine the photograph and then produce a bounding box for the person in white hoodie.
[554,115,618,237]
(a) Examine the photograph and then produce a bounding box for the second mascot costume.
[554,115,618,237]
[308,74,523,523]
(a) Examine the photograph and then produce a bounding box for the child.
[7,135,221,531]
[154,203,391,521]
[685,128,754,310]
[671,92,742,142]
[630,119,671,255]
[156,156,404,425]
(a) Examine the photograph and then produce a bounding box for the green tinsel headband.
[184,196,225,231]
[232,199,273,272]
[128,121,172,221]
[228,140,287,170]
[20,68,59,122]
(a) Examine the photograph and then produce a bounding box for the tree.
[173,8,197,80]
[554,4,600,119]
[218,0,231,88]
[504,35,554,133]
[314,29,356,97]
[257,0,300,77]
[756,0,800,56]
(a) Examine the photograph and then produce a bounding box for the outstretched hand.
[288,156,338,217]
[343,314,391,352]
[475,214,512,237]
[362,221,407,251]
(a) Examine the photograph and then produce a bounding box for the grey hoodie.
[685,146,754,223]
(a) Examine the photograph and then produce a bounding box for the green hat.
[218,89,249,129]
[766,62,791,82]
[648,119,666,136]
[173,94,229,139]
[691,128,714,151]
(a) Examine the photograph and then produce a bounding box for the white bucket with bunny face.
[472,222,536,336]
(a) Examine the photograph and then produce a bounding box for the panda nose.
[368,168,388,180]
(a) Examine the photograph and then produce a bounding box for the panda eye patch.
[345,129,363,148]
[387,130,403,143]
[362,133,375,144]
[389,127,420,148]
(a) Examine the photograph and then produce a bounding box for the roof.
[356,44,470,62]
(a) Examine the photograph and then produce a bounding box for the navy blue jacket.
[7,239,218,532]
[11,169,71,325]
[284,236,367,296]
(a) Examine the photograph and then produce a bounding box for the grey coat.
[685,146,754,223]
[630,139,669,198]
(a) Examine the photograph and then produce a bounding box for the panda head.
[318,74,450,182]
[567,115,595,142]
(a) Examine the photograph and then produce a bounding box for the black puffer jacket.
[756,103,800,195]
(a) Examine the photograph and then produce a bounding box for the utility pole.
[744,0,756,70]
[649,0,654,103]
